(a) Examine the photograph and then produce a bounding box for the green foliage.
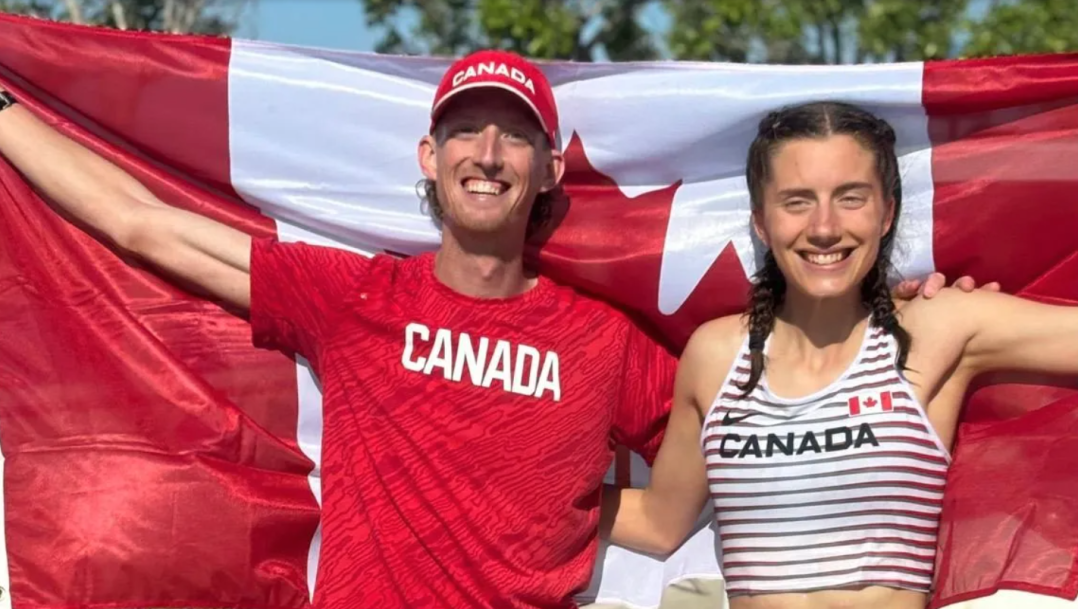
[363,0,1078,63]
[667,0,971,63]
[857,1,967,62]
[0,0,59,16]
[363,0,660,60]
[963,0,1078,57]
[0,0,245,34]
[664,0,806,63]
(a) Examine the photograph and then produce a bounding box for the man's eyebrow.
[776,182,874,198]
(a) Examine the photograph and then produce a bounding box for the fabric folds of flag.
[0,12,1076,609]
[0,16,321,609]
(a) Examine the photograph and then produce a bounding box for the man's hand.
[893,273,1002,301]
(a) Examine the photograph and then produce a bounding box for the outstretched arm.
[956,290,1078,376]
[0,94,252,309]
[600,328,719,556]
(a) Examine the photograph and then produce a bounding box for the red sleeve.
[249,237,370,364]
[612,320,677,466]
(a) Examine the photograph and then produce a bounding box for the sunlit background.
[1,0,1075,62]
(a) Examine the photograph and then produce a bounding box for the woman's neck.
[772,288,870,374]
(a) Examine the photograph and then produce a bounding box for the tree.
[0,0,251,35]
[0,0,57,15]
[362,0,660,61]
[665,0,970,64]
[962,0,1078,57]
[663,0,808,63]
[857,0,968,62]
[364,0,1078,64]
[668,0,1078,64]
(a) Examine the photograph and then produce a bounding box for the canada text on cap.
[430,50,559,147]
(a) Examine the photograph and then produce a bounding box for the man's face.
[419,89,564,239]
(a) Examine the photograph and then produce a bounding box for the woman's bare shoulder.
[682,314,749,371]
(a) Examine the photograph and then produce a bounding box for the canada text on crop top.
[701,324,951,597]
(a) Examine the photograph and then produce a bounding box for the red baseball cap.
[430,49,559,147]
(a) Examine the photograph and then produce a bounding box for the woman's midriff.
[728,586,928,609]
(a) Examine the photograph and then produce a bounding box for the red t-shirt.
[250,238,675,609]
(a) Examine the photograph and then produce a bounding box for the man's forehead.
[439,90,532,118]
[434,91,545,132]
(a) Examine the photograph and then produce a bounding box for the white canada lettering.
[512,344,540,396]
[401,323,561,401]
[451,332,487,384]
[450,61,537,94]
[423,328,453,378]
[536,352,560,401]
[401,322,429,372]
[482,340,513,391]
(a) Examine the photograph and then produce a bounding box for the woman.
[601,100,1078,609]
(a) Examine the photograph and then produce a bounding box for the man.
[0,50,979,609]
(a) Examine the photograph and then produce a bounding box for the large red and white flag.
[0,13,1076,609]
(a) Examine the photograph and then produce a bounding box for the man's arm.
[0,95,252,309]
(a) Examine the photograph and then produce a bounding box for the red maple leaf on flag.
[530,131,753,350]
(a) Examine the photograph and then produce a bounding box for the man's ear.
[540,148,565,193]
[418,134,438,181]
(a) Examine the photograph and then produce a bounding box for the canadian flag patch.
[848,391,894,416]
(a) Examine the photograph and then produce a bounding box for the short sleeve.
[612,321,677,466]
[249,237,370,363]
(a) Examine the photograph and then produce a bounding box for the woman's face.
[753,134,894,301]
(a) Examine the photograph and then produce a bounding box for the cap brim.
[430,81,554,146]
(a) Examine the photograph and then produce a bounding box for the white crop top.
[701,324,951,597]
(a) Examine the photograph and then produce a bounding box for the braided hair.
[737,101,910,397]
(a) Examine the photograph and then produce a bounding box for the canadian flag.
[848,391,896,416]
[0,12,1077,609]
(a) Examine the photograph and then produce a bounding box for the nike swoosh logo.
[721,411,757,426]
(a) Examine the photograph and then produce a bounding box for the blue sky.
[233,0,986,58]
[233,0,671,56]
[234,0,382,52]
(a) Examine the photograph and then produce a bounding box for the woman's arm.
[600,318,741,555]
[958,291,1078,376]
[908,288,1078,379]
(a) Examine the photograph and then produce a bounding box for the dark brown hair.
[738,100,909,397]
